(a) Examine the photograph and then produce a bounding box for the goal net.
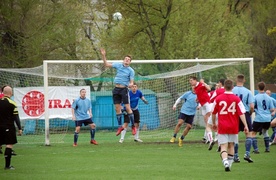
[0,58,254,145]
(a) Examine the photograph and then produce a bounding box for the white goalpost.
[42,58,254,146]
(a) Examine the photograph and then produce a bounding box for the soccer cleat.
[244,155,253,163]
[178,137,183,147]
[90,140,98,145]
[73,143,77,147]
[224,162,230,172]
[119,139,124,143]
[269,141,274,146]
[265,149,270,153]
[134,139,143,142]
[170,137,176,143]
[252,150,260,154]
[234,156,240,163]
[116,127,124,136]
[4,166,15,170]
[131,126,136,135]
[208,141,215,151]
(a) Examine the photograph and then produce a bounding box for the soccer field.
[1,129,275,180]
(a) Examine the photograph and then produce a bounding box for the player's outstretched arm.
[100,48,112,68]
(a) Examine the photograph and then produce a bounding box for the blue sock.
[270,128,276,142]
[234,143,239,157]
[245,137,252,156]
[252,137,258,151]
[128,113,134,125]
[116,114,122,126]
[74,132,79,143]
[90,129,95,140]
[264,137,270,150]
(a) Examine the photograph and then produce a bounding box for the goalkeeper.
[170,86,199,147]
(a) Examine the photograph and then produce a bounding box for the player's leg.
[133,110,142,142]
[227,142,234,169]
[206,115,215,150]
[218,134,230,171]
[4,144,14,170]
[262,122,271,152]
[88,119,98,145]
[4,128,17,170]
[120,114,130,143]
[234,119,243,162]
[178,115,193,147]
[244,113,254,156]
[170,113,184,143]
[122,88,136,135]
[73,121,81,146]
[113,88,124,136]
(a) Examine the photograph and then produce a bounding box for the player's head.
[79,88,86,98]
[131,82,138,92]
[123,55,132,66]
[266,90,271,96]
[224,79,234,91]
[218,79,225,87]
[3,86,12,97]
[257,82,266,91]
[236,74,245,83]
[189,76,198,86]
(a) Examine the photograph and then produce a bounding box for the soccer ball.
[113,12,122,21]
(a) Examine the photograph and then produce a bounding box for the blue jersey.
[232,86,254,112]
[112,62,135,87]
[254,93,274,122]
[129,90,143,110]
[179,91,198,115]
[72,97,91,120]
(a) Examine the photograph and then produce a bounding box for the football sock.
[74,132,79,143]
[90,129,95,140]
[264,137,270,150]
[207,132,213,142]
[180,135,185,140]
[245,137,252,156]
[234,143,239,157]
[252,137,258,151]
[128,113,135,125]
[121,128,127,140]
[135,129,140,139]
[4,147,12,168]
[116,114,123,126]
[228,154,234,167]
[173,134,177,138]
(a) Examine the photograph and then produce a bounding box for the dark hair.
[125,55,132,61]
[257,82,265,91]
[80,88,86,93]
[219,79,225,86]
[236,74,245,83]
[224,79,233,91]
[189,76,197,81]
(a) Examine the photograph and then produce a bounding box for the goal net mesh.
[0,59,252,144]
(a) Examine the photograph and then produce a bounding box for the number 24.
[219,101,236,115]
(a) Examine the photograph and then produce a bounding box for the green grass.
[0,129,275,180]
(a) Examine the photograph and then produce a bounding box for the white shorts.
[218,134,238,144]
[207,113,218,125]
[201,102,212,116]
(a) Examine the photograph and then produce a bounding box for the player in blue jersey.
[266,90,276,145]
[252,82,275,152]
[100,48,135,137]
[170,87,199,147]
[232,74,254,163]
[72,89,97,146]
[119,83,148,143]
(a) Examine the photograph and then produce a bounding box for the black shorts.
[178,113,195,125]
[252,121,271,132]
[112,87,130,104]
[124,109,140,124]
[239,112,253,132]
[0,127,17,145]
[75,118,94,127]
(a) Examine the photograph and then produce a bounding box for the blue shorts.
[75,118,94,127]
[112,87,130,104]
[178,113,195,125]
[239,112,253,132]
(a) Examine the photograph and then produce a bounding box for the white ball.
[113,12,122,21]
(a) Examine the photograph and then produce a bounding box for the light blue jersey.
[232,86,254,112]
[112,62,135,87]
[129,90,143,110]
[179,91,198,115]
[72,97,91,120]
[254,93,274,122]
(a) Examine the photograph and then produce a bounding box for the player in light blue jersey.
[170,87,199,147]
[252,82,275,152]
[266,90,276,145]
[100,48,135,137]
[232,74,255,162]
[119,83,148,143]
[72,89,97,146]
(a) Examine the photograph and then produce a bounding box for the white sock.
[121,128,127,140]
[135,129,140,139]
[207,132,213,142]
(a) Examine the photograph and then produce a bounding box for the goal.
[0,58,254,145]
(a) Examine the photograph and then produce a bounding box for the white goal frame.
[43,57,254,145]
